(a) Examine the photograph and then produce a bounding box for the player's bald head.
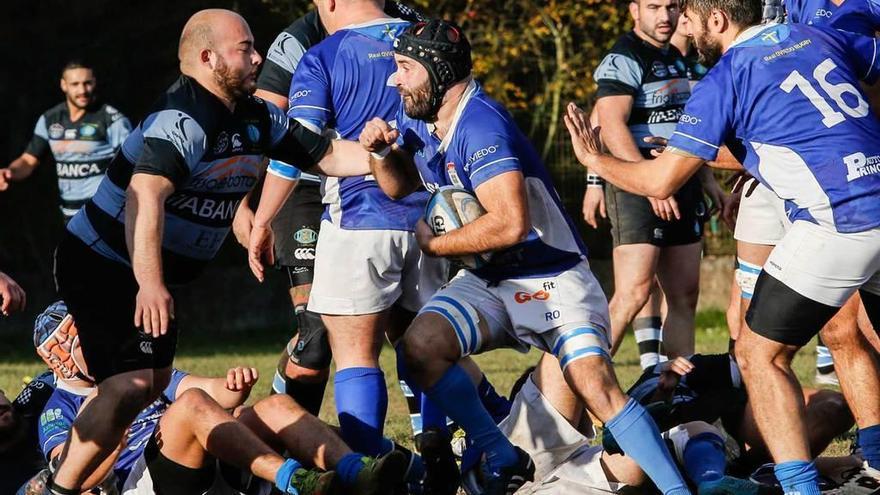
[178,9,250,69]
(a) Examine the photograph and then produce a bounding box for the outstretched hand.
[564,102,603,167]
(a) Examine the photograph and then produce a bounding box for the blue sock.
[478,374,512,424]
[605,399,689,495]
[683,432,726,485]
[421,393,449,433]
[426,365,517,473]
[336,453,366,486]
[275,459,303,494]
[774,461,820,495]
[335,367,388,456]
[859,424,880,470]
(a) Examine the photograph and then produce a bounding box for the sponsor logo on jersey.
[40,408,65,427]
[64,129,78,140]
[56,162,103,178]
[49,123,65,139]
[679,114,702,125]
[290,89,311,100]
[651,61,668,77]
[232,133,243,152]
[466,145,499,170]
[514,290,550,304]
[247,124,261,143]
[294,248,316,260]
[447,162,463,187]
[166,194,242,222]
[844,151,880,182]
[815,8,834,18]
[647,108,683,124]
[214,131,229,154]
[79,124,98,137]
[294,228,318,244]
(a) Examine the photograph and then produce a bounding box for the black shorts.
[272,180,323,268]
[143,430,215,495]
[605,174,707,248]
[54,234,178,383]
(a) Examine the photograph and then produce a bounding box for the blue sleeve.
[838,30,880,84]
[666,63,735,161]
[38,390,78,460]
[163,369,189,401]
[106,110,132,150]
[136,109,207,187]
[461,120,522,189]
[288,52,332,130]
[593,52,643,97]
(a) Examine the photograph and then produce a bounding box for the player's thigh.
[818,293,862,350]
[656,240,702,300]
[322,311,389,368]
[309,221,408,316]
[398,233,450,314]
[410,270,514,360]
[611,242,660,298]
[271,182,322,271]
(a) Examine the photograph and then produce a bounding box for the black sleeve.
[256,60,294,96]
[133,137,191,187]
[268,119,332,172]
[24,135,50,159]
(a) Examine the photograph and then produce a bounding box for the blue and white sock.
[335,367,388,456]
[605,399,689,495]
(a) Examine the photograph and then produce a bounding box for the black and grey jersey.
[593,32,695,151]
[66,75,331,284]
[26,102,131,217]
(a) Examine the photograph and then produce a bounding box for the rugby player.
[0,271,26,316]
[0,60,131,221]
[27,301,404,495]
[360,19,691,495]
[46,9,374,495]
[586,0,727,369]
[242,1,424,421]
[2,372,56,495]
[564,0,880,492]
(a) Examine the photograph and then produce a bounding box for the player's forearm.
[125,188,167,288]
[598,119,645,163]
[312,139,372,177]
[428,212,529,257]
[253,173,296,228]
[370,148,420,200]
[204,379,251,409]
[706,145,744,171]
[6,154,38,180]
[582,153,676,199]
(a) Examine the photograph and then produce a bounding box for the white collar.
[731,23,778,47]
[436,79,478,153]
[340,17,405,31]
[56,379,95,396]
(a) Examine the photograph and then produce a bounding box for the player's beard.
[641,19,674,45]
[400,79,435,121]
[694,27,723,66]
[66,92,93,110]
[213,55,256,100]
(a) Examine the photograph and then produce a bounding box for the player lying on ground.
[26,302,406,495]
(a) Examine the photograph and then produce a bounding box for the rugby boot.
[284,467,339,495]
[419,427,461,495]
[698,475,777,495]
[830,462,880,495]
[349,450,409,495]
[483,447,535,495]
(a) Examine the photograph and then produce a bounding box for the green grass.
[0,310,847,453]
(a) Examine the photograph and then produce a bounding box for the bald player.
[47,9,370,495]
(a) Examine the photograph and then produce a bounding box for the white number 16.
[780,58,869,128]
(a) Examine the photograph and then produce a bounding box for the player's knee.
[402,317,458,374]
[665,283,700,311]
[611,282,653,314]
[819,315,859,351]
[174,388,221,419]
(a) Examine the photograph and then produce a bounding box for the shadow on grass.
[0,325,295,365]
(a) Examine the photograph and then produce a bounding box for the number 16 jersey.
[667,23,880,233]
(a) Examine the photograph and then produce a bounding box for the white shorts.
[418,260,611,370]
[733,181,790,245]
[309,220,449,315]
[499,375,621,494]
[764,221,880,306]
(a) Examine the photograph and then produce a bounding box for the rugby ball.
[425,186,492,269]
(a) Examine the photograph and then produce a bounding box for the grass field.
[0,309,849,454]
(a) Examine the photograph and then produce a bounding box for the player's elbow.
[501,217,530,246]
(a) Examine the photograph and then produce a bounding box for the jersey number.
[779,58,869,128]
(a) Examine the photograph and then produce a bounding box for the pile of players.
[3,0,880,494]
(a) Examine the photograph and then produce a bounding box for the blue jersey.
[269,18,426,231]
[38,370,187,484]
[786,0,880,35]
[396,81,586,281]
[667,23,880,233]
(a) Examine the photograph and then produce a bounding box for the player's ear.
[60,77,67,94]
[710,8,726,33]
[629,1,639,22]
[201,48,214,69]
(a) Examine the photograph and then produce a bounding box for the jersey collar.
[730,22,782,47]
[435,79,478,154]
[340,16,406,31]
